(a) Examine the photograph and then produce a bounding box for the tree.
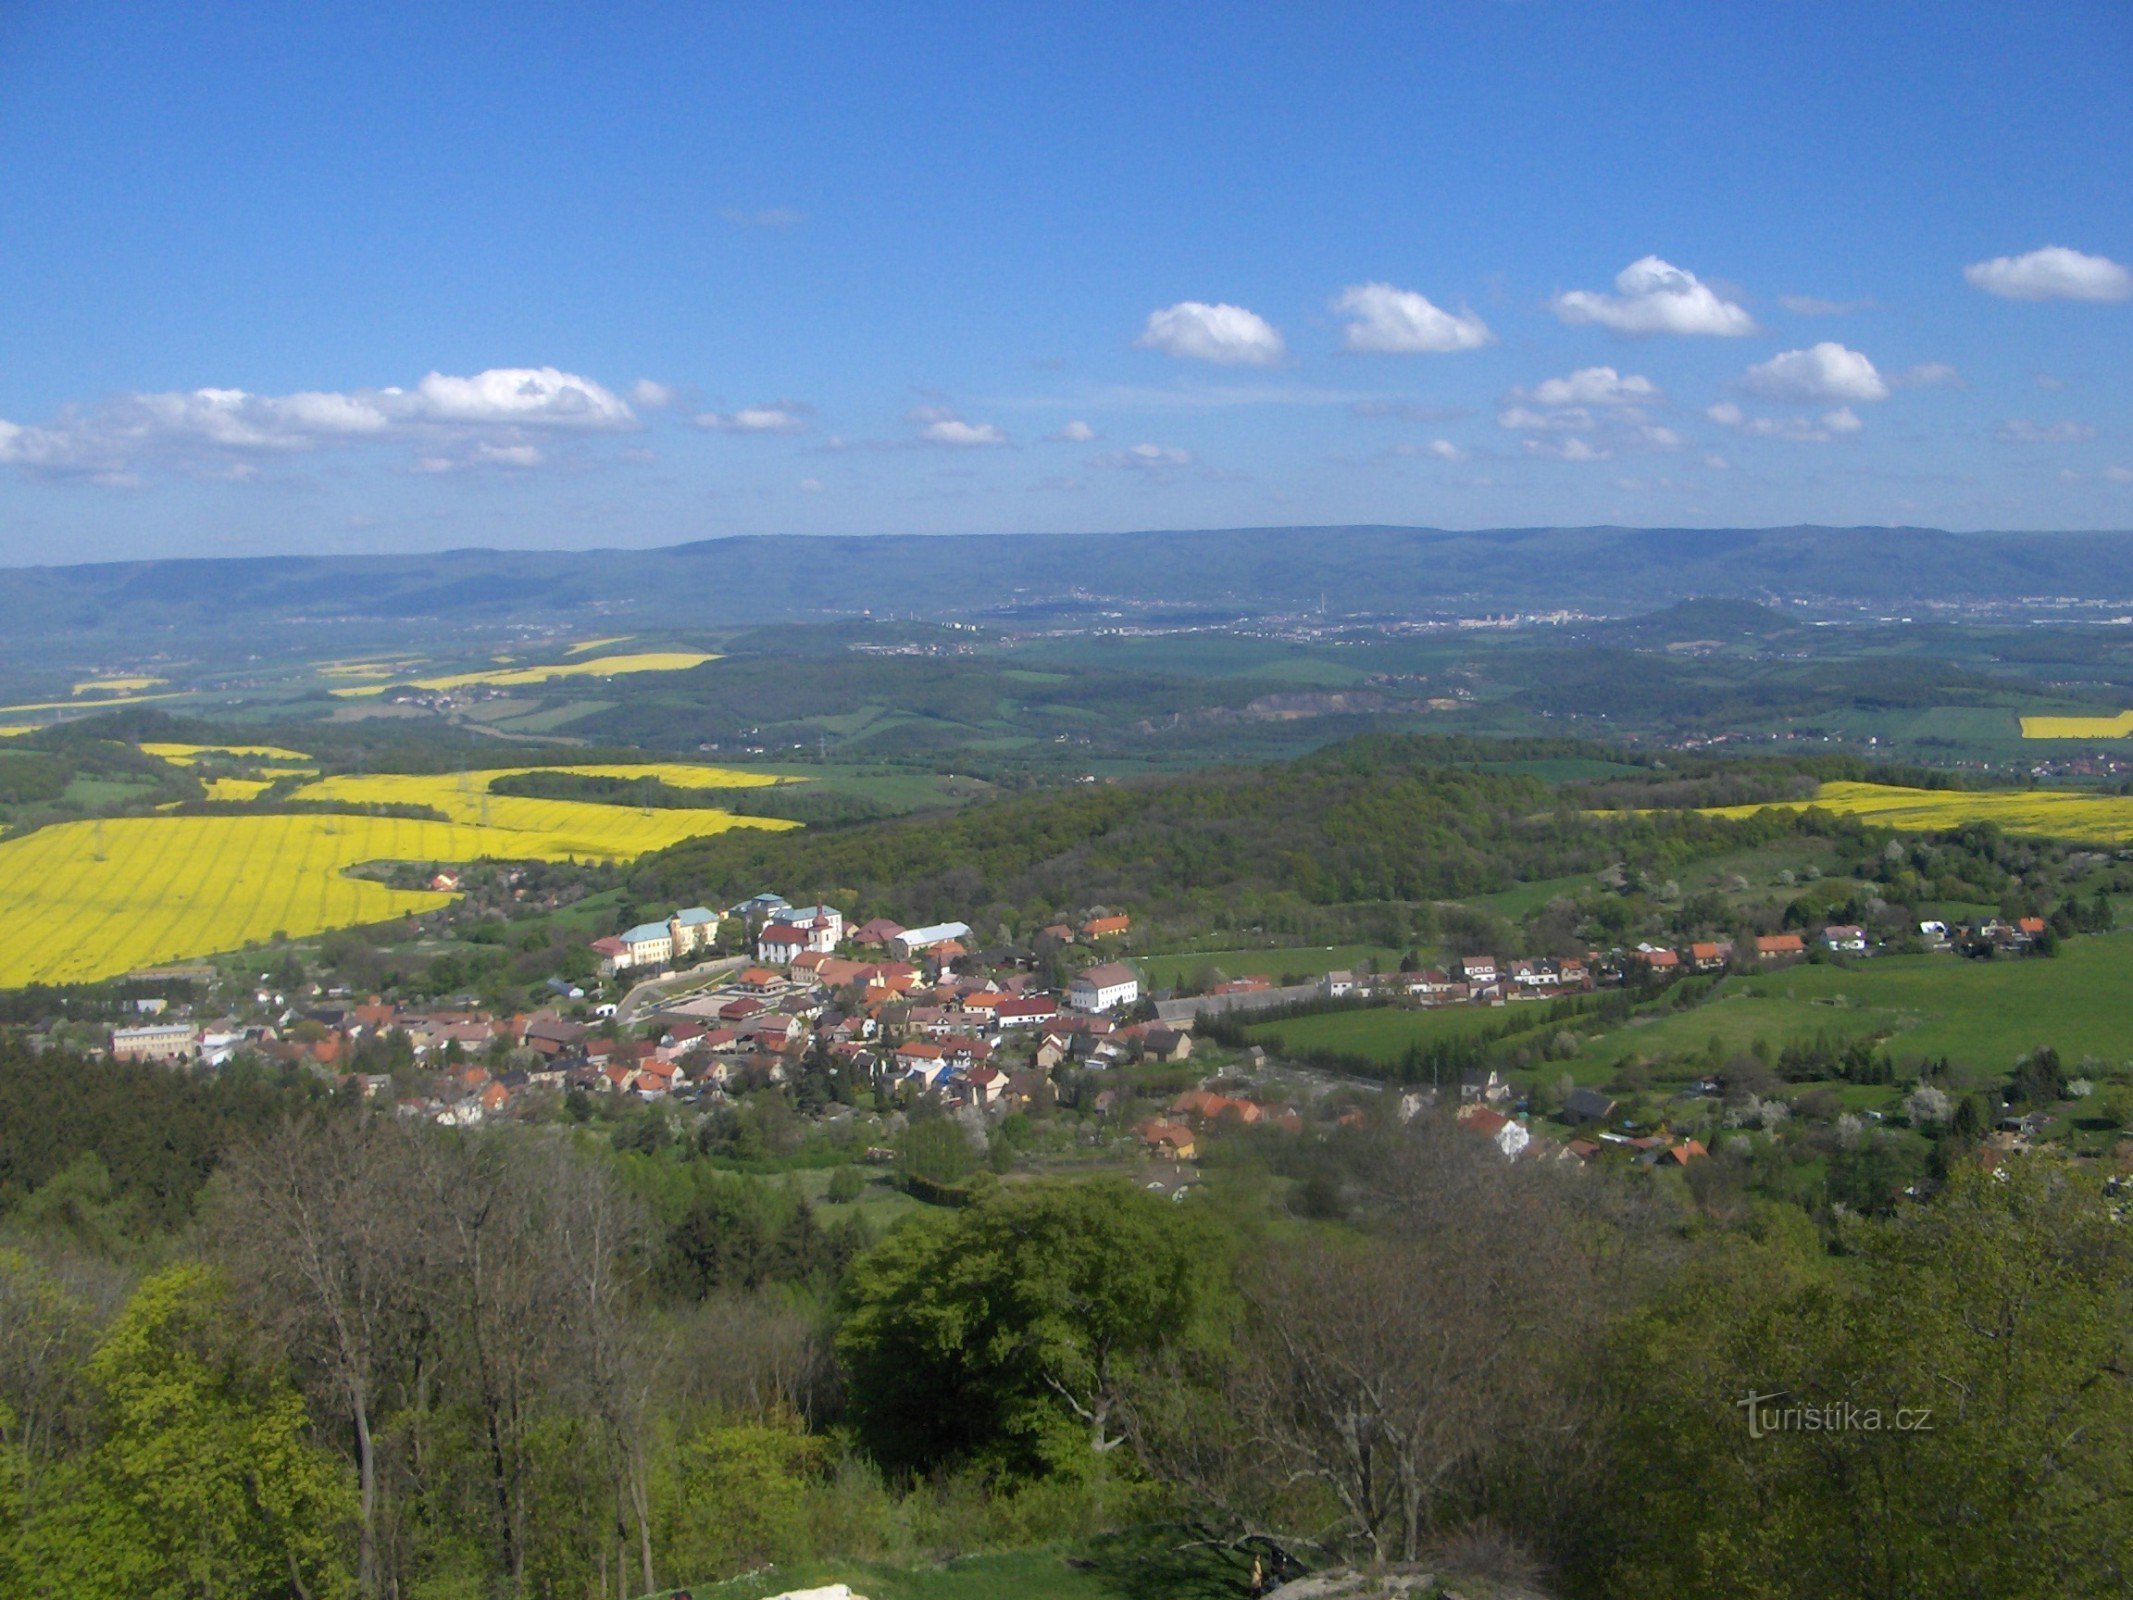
[1596,1159,2133,1599]
[211,1115,424,1598]
[837,1181,1230,1476]
[18,1262,353,1598]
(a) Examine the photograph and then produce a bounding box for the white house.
[668,906,721,957]
[1322,969,1358,998]
[617,921,675,969]
[779,904,846,944]
[1822,924,1868,953]
[1068,962,1140,1013]
[891,921,972,958]
[757,924,813,964]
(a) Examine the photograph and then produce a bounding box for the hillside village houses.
[73,879,2047,1179]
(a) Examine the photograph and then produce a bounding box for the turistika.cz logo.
[1738,1390,1934,1439]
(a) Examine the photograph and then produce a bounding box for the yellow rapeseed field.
[141,742,316,767]
[566,636,633,654]
[0,813,470,986]
[1701,780,2133,844]
[328,650,717,697]
[0,762,797,985]
[201,777,279,803]
[2020,711,2133,740]
[73,676,168,695]
[286,765,790,859]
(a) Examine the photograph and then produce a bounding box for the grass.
[1468,872,1593,918]
[1249,1002,1518,1064]
[1702,780,2133,845]
[328,650,719,698]
[1572,936,2133,1085]
[1571,992,1900,1076]
[59,775,162,807]
[1735,937,2133,1073]
[1136,943,1403,988]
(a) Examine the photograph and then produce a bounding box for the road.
[616,954,752,1025]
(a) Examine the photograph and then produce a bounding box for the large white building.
[1068,962,1140,1013]
[890,921,971,958]
[111,1022,199,1063]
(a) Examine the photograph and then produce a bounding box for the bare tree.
[1129,1115,1642,1569]
[211,1114,426,1598]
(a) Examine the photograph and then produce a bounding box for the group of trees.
[1,1052,2129,1600]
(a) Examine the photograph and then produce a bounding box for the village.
[80,880,2075,1190]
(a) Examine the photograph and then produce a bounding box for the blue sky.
[0,1,2128,562]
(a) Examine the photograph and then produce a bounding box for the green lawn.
[1249,1001,1523,1064]
[1735,935,2133,1073]
[1468,873,1594,918]
[1573,992,1901,1076]
[1137,944,1404,989]
[1576,934,2133,1086]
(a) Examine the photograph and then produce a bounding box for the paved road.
[616,955,751,1025]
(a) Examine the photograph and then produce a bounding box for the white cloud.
[0,365,641,482]
[1706,400,1854,443]
[2104,466,2133,484]
[1424,438,1465,461]
[907,407,1008,446]
[2035,373,2067,391]
[1094,442,1193,469]
[1999,419,2097,443]
[1135,301,1287,365]
[696,402,812,434]
[1551,256,1756,336]
[1964,246,2133,303]
[1704,453,1731,470]
[384,368,635,429]
[1779,294,1873,316]
[1332,283,1493,353]
[629,379,678,408]
[1740,342,1889,403]
[1049,419,1097,442]
[1497,405,1595,432]
[1527,366,1659,407]
[1525,436,1611,461]
[797,476,826,493]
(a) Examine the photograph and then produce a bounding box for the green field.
[1137,944,1403,989]
[1248,1000,1524,1063]
[1731,936,2133,1073]
[1468,872,1594,917]
[1569,936,2133,1086]
[1242,934,2133,1085]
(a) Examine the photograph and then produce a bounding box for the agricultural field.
[2020,710,2133,739]
[328,650,717,697]
[1247,1001,1521,1065]
[0,812,469,985]
[1137,943,1404,989]
[1547,937,2133,1089]
[0,761,800,985]
[73,675,167,695]
[1702,779,2133,844]
[140,741,314,767]
[1731,937,2133,1074]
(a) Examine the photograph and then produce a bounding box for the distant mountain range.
[6,525,2133,638]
